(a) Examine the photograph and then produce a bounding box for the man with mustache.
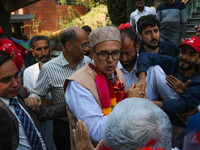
[137,35,200,114]
[137,14,180,57]
[130,0,156,33]
[64,26,146,150]
[23,35,57,150]
[119,28,178,100]
[136,34,200,149]
[0,51,67,150]
[24,35,51,90]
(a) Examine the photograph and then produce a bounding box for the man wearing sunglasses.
[64,26,145,150]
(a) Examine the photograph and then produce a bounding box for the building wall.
[22,0,86,38]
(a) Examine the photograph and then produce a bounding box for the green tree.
[107,0,127,26]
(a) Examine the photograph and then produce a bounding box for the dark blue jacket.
[139,41,180,58]
[137,52,200,114]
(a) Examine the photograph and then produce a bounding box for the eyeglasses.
[82,42,90,50]
[93,49,121,61]
[36,46,49,51]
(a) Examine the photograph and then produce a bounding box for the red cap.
[0,26,4,34]
[178,36,200,53]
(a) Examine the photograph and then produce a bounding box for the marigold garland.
[95,73,126,115]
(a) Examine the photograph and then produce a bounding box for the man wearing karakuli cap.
[63,26,145,150]
[137,35,200,115]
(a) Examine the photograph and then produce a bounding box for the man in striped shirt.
[24,26,91,150]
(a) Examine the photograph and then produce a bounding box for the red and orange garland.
[95,73,127,115]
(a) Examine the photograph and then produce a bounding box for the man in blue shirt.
[137,35,200,114]
[158,0,187,46]
[137,14,180,58]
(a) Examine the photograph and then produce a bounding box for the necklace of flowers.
[89,62,126,115]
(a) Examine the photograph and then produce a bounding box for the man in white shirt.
[130,0,156,32]
[119,28,178,101]
[64,26,145,149]
[23,35,56,150]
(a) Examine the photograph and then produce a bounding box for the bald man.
[25,26,91,150]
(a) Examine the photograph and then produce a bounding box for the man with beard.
[130,0,156,33]
[119,28,179,102]
[23,35,51,90]
[23,35,57,150]
[137,35,200,114]
[137,14,180,57]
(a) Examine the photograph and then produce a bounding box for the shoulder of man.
[175,0,186,9]
[130,9,138,17]
[157,3,166,11]
[24,63,38,74]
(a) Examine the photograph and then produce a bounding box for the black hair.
[60,29,77,47]
[82,25,92,33]
[137,14,160,34]
[0,51,12,67]
[30,35,50,49]
[120,29,138,47]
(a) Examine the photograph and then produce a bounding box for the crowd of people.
[0,0,200,150]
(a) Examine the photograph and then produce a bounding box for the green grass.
[69,4,112,30]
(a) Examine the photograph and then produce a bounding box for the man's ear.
[31,49,35,56]
[136,43,140,53]
[65,42,72,51]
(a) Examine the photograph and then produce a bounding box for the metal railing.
[186,0,200,21]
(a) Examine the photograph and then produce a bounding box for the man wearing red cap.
[0,26,23,70]
[136,35,200,149]
[137,35,200,114]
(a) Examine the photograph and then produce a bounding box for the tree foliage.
[107,0,163,26]
[107,0,127,26]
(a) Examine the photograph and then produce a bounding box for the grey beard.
[35,57,50,66]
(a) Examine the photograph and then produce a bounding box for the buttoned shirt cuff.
[29,93,42,101]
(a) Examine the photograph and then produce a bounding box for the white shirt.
[0,97,46,150]
[119,56,179,100]
[130,6,156,32]
[65,60,178,143]
[23,63,40,91]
